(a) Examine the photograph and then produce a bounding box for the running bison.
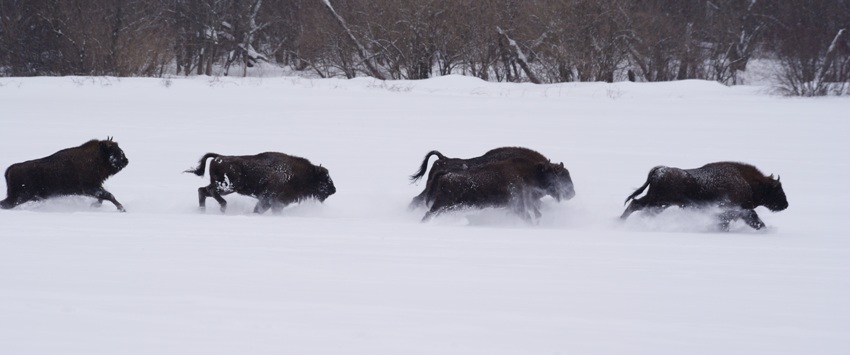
[409,147,549,208]
[1,137,129,211]
[422,158,575,222]
[620,162,788,230]
[185,152,336,214]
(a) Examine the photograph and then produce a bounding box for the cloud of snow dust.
[619,206,772,234]
[6,196,123,214]
[3,191,774,235]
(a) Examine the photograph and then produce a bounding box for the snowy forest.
[1,0,849,95]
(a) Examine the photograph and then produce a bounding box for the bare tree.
[496,27,540,83]
[221,0,270,76]
[533,0,630,83]
[776,29,849,96]
[2,0,847,87]
[0,0,54,75]
[767,0,850,95]
[319,0,385,79]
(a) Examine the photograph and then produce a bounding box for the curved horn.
[777,175,781,182]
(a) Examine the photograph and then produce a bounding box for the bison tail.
[624,167,659,205]
[409,150,447,183]
[184,153,221,176]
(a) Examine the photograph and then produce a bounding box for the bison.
[422,158,575,222]
[0,137,129,211]
[620,162,789,230]
[409,147,549,208]
[185,152,336,214]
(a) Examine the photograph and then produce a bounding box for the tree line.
[1,0,848,94]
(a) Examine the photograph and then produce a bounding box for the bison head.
[761,175,788,211]
[536,162,575,202]
[100,138,129,173]
[314,165,336,202]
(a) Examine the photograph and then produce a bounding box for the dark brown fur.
[423,158,575,222]
[1,138,129,211]
[409,147,549,208]
[185,152,336,214]
[621,162,789,230]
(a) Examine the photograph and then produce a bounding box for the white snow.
[0,75,848,354]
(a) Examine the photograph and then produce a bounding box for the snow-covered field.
[0,76,848,354]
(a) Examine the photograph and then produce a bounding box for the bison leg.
[511,206,537,223]
[83,188,122,211]
[621,197,671,220]
[530,198,544,219]
[422,203,457,222]
[90,197,108,208]
[408,192,426,210]
[197,187,209,210]
[412,175,445,210]
[1,195,22,209]
[422,207,449,222]
[511,196,540,224]
[717,211,734,231]
[1,190,37,209]
[741,209,766,230]
[527,207,541,223]
[254,198,273,214]
[270,202,287,214]
[88,188,126,212]
[410,181,438,210]
[198,186,228,213]
[717,209,765,231]
[620,199,645,220]
[0,197,16,209]
[422,196,446,222]
[421,210,436,222]
[717,210,743,231]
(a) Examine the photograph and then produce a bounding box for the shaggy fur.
[621,162,789,230]
[409,147,549,208]
[185,152,336,214]
[423,158,575,222]
[1,138,129,211]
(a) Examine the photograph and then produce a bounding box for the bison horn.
[107,136,113,141]
[777,175,781,182]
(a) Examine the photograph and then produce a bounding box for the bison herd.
[1,138,790,231]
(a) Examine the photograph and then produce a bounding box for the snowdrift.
[0,76,847,355]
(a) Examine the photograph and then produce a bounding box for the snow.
[0,75,848,354]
